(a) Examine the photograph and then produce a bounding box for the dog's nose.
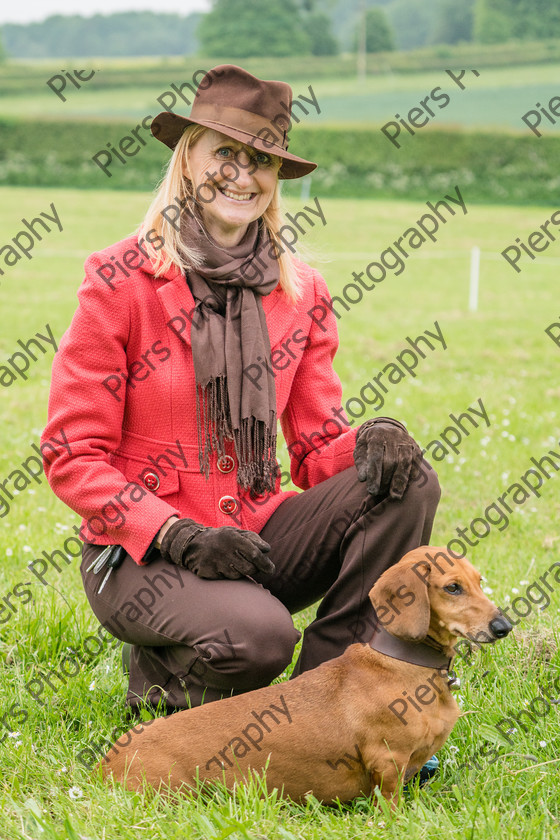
[489,615,513,638]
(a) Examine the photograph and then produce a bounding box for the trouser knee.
[190,613,300,692]
[406,458,440,508]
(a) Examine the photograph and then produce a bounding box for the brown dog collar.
[367,623,453,674]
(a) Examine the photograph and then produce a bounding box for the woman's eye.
[216,147,232,158]
[254,152,271,166]
[444,583,462,594]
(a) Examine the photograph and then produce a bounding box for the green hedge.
[1,117,560,205]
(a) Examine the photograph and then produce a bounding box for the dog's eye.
[444,583,462,594]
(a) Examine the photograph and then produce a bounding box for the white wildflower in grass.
[508,434,516,441]
[481,436,491,446]
[482,586,493,595]
[520,580,529,585]
[18,524,27,530]
[68,786,83,800]
[511,588,519,594]
[8,731,21,739]
[37,506,46,512]
[501,431,509,438]
[23,545,32,552]
[539,741,547,748]
[448,745,459,753]
[6,548,13,556]
[89,681,96,691]
[502,418,510,426]
[501,472,510,480]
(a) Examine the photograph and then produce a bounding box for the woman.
[42,64,440,719]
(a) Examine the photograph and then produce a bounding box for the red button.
[217,455,235,474]
[219,495,238,515]
[143,471,160,491]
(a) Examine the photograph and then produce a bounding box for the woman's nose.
[232,150,257,181]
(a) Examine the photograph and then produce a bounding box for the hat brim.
[151,111,316,180]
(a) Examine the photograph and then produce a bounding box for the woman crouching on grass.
[41,65,439,740]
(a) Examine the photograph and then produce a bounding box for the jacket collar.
[145,242,299,350]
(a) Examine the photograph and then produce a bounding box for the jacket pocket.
[109,452,181,498]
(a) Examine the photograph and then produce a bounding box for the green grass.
[0,186,559,838]
[1,59,560,133]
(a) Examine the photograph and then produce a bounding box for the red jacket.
[42,234,360,564]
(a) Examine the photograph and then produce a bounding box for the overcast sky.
[0,0,210,25]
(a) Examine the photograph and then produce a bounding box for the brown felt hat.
[151,64,317,180]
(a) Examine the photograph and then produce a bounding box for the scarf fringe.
[196,376,277,495]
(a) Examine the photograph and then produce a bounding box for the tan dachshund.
[100,546,512,805]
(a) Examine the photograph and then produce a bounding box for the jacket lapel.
[156,268,196,348]
[153,263,299,351]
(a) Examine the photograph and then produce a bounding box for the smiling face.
[183,128,282,247]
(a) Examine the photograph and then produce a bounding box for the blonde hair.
[138,124,305,303]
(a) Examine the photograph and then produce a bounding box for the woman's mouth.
[218,188,257,203]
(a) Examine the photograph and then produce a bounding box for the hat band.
[190,102,289,149]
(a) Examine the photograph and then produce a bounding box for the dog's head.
[368,546,512,653]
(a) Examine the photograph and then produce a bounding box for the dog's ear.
[369,558,431,641]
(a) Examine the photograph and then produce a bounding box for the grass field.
[0,185,559,839]
[1,61,559,134]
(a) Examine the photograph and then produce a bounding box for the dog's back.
[101,546,511,804]
[102,650,369,801]
[101,643,457,802]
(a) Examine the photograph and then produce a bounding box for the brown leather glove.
[160,518,275,579]
[353,417,423,500]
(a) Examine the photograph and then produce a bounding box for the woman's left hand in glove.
[353,417,423,500]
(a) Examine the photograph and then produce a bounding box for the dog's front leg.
[369,760,407,809]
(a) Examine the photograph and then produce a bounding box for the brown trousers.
[80,462,440,712]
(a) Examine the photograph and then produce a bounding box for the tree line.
[1,0,559,60]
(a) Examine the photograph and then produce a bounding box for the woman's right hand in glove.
[159,517,275,580]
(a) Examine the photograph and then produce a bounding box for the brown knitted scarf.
[180,208,280,495]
